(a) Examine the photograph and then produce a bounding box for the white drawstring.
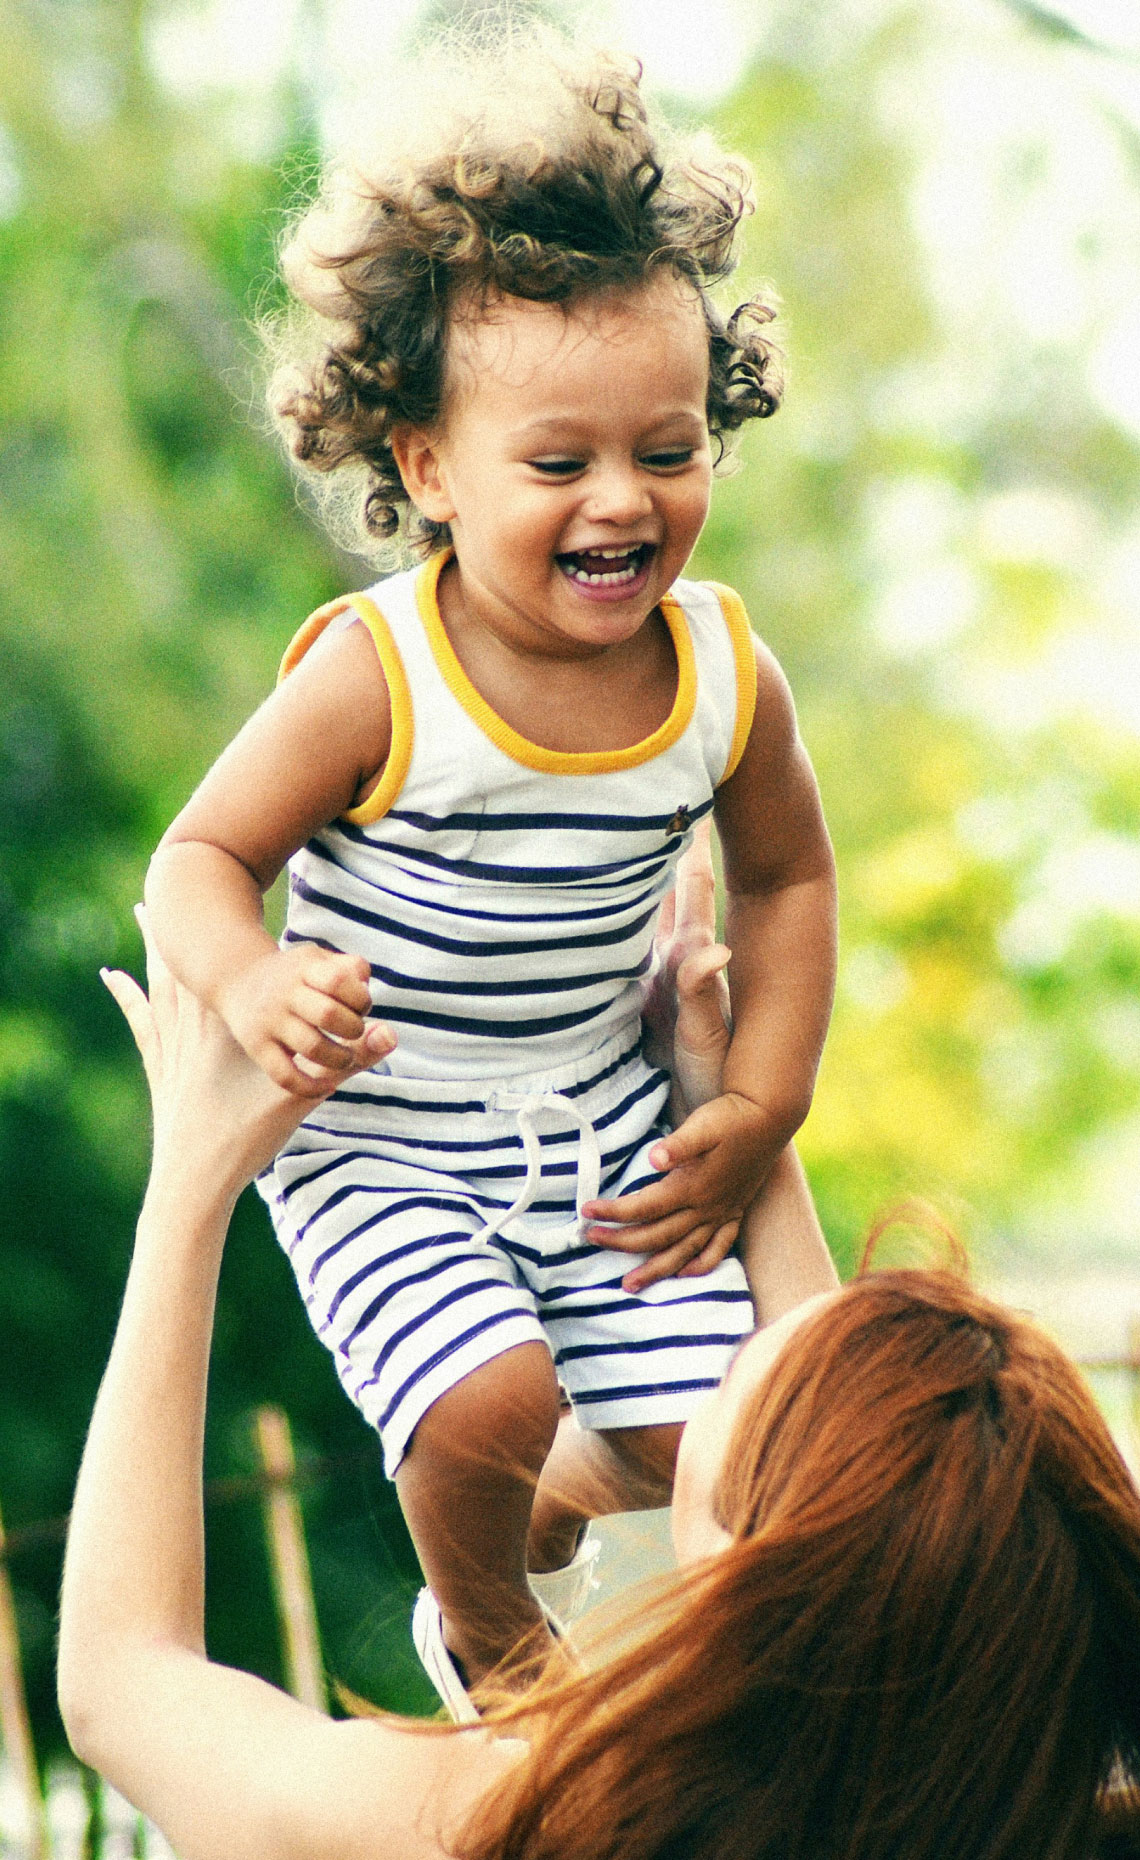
[474,1090,602,1245]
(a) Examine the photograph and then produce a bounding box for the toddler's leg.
[526,1149,835,1575]
[527,1419,682,1575]
[395,1341,562,1691]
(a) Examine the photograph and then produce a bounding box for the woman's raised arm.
[56,920,498,1860]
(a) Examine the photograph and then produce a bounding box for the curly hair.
[263,38,782,559]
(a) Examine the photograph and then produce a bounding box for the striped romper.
[258,551,757,1477]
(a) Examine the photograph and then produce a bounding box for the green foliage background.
[1,0,1137,1757]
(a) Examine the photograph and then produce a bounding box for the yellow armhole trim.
[415,552,697,773]
[276,593,414,826]
[705,581,757,784]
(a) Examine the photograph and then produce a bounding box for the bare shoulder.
[156,612,396,879]
[748,632,798,746]
[274,1718,519,1860]
[720,633,799,796]
[115,1649,524,1860]
[273,611,393,767]
[714,634,830,884]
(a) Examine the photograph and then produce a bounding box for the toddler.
[145,41,837,1712]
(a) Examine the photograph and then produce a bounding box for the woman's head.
[465,1269,1140,1860]
[263,39,781,559]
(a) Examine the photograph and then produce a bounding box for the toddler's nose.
[583,463,654,524]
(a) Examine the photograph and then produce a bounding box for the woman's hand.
[102,908,393,1199]
[643,819,732,1119]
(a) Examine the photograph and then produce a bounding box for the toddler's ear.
[390,425,456,524]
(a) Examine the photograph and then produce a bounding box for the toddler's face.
[399,271,713,657]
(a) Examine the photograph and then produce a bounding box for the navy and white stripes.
[257,559,758,1469]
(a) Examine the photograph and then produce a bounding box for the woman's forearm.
[57,1160,235,1759]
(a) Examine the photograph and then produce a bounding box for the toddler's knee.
[408,1343,561,1477]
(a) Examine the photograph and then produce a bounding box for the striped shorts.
[258,1030,754,1477]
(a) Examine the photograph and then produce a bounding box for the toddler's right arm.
[145,618,396,1096]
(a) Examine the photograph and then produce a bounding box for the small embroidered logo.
[666,805,692,836]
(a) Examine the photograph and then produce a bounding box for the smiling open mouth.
[557,544,654,587]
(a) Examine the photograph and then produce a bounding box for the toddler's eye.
[642,448,696,471]
[529,457,584,477]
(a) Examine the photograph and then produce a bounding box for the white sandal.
[528,1527,601,1625]
[413,1549,597,1724]
[411,1587,481,1723]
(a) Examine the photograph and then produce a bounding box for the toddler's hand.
[582,1092,780,1294]
[218,944,395,1097]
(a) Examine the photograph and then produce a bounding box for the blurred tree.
[0,0,435,1754]
[697,0,1140,1271]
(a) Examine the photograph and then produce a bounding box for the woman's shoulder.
[260,1717,522,1860]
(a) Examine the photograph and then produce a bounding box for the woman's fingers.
[672,818,717,935]
[133,903,178,1016]
[100,967,161,1081]
[655,880,677,944]
[674,942,731,1002]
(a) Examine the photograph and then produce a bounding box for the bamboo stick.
[0,1494,47,1860]
[253,1407,327,1714]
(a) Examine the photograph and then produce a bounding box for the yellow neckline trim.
[414,551,697,776]
[278,592,414,826]
[704,581,757,784]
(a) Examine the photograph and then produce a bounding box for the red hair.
[458,1269,1140,1860]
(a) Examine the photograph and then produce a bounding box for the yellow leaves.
[855,823,967,925]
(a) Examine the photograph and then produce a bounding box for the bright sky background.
[146,0,760,109]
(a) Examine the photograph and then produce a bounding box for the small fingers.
[587,1206,702,1254]
[622,1224,718,1293]
[280,1014,364,1073]
[297,987,368,1044]
[646,1106,725,1173]
[304,950,372,1012]
[263,1044,344,1098]
[582,1175,686,1226]
[365,1019,397,1058]
[289,1022,395,1091]
[675,1220,741,1278]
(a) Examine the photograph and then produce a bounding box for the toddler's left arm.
[582,635,836,1279]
